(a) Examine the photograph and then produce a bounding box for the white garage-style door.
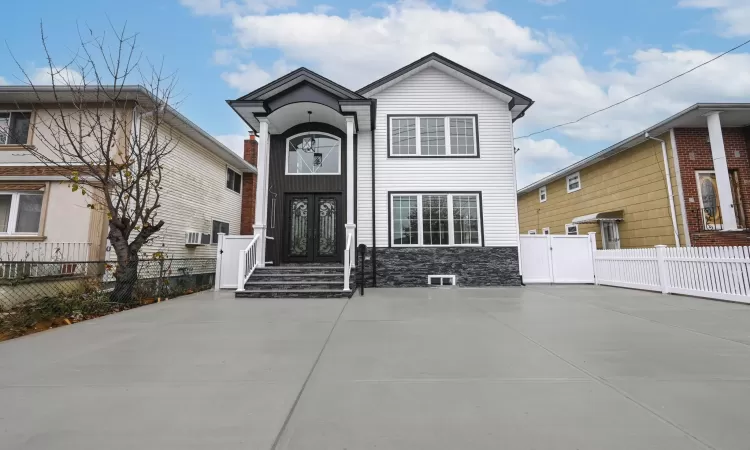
[519,234,596,284]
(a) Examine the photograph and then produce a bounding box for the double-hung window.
[0,191,44,235]
[226,168,242,193]
[0,112,31,145]
[391,193,482,246]
[390,116,477,157]
[566,172,581,193]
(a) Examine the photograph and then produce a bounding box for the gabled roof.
[237,67,366,102]
[516,103,750,195]
[0,85,256,173]
[356,52,534,121]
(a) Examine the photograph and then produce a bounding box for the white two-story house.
[228,53,533,294]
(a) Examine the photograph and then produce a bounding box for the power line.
[515,36,750,141]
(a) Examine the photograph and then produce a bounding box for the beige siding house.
[518,132,686,249]
[0,86,255,264]
[518,103,750,249]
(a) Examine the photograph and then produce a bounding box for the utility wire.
[514,37,750,141]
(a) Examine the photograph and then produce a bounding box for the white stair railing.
[343,232,353,292]
[236,235,261,292]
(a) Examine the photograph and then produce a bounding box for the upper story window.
[0,191,44,235]
[389,115,478,157]
[566,172,581,193]
[286,132,341,175]
[0,112,31,145]
[539,186,547,202]
[528,230,537,235]
[226,167,242,193]
[391,193,482,247]
[566,223,579,235]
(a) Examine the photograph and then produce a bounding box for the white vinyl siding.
[133,124,243,259]
[356,130,373,246]
[371,67,517,247]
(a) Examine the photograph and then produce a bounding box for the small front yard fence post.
[655,245,670,294]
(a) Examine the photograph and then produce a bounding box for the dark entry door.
[285,194,342,263]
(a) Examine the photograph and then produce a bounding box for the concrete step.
[255,266,344,275]
[250,273,343,283]
[244,280,344,290]
[236,289,352,299]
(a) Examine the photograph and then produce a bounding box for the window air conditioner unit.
[185,231,203,247]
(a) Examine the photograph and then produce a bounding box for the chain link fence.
[0,258,215,339]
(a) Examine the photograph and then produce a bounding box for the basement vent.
[428,275,456,287]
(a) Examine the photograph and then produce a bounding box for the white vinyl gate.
[214,234,255,290]
[519,233,596,284]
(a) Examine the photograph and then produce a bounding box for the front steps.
[236,265,353,298]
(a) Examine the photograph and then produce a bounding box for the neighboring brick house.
[517,103,750,249]
[0,86,257,263]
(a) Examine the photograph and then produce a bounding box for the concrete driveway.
[2,286,750,449]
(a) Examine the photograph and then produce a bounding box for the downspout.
[371,100,377,286]
[670,129,691,247]
[645,133,681,247]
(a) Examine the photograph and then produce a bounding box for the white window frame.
[226,167,242,194]
[0,111,32,145]
[390,193,482,247]
[539,186,547,203]
[566,172,581,193]
[428,275,456,286]
[542,227,550,235]
[0,191,44,236]
[285,131,342,175]
[528,230,537,235]
[210,219,230,245]
[565,223,579,235]
[389,116,478,157]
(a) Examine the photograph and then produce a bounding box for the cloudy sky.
[2,0,750,188]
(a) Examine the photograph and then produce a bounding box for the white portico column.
[345,116,356,267]
[254,118,271,266]
[706,112,738,230]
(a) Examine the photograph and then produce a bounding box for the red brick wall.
[674,127,750,246]
[240,135,258,235]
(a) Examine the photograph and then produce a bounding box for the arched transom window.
[286,132,341,175]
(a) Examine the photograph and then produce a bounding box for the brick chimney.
[241,133,258,235]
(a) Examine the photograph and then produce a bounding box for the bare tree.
[5,23,180,302]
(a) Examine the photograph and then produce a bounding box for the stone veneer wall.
[357,247,521,288]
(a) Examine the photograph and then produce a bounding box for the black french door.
[284,194,342,263]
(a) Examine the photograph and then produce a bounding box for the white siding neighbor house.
[0,86,256,265]
[227,53,533,295]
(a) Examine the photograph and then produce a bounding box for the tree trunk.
[111,251,139,304]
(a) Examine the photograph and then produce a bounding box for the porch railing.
[343,232,353,292]
[0,241,93,280]
[236,235,260,292]
[697,203,745,231]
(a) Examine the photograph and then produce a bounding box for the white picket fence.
[594,245,750,303]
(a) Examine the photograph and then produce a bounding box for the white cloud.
[213,49,237,65]
[0,76,8,85]
[230,3,548,87]
[451,0,488,11]
[679,0,750,37]
[216,133,248,156]
[30,67,84,85]
[197,1,750,187]
[221,62,271,91]
[515,138,577,188]
[180,0,296,15]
